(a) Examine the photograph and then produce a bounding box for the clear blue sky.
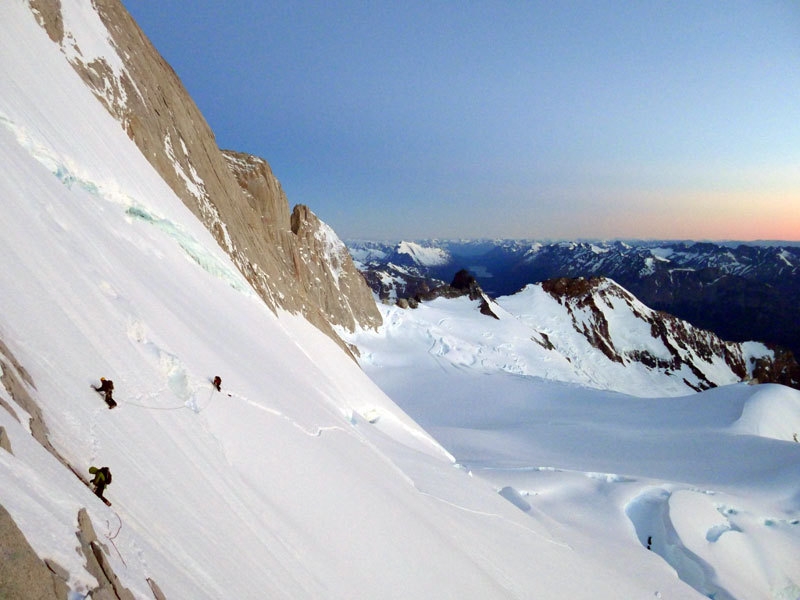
[122,1,800,241]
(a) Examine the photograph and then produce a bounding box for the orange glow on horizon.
[590,189,800,242]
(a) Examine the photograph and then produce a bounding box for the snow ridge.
[396,241,451,266]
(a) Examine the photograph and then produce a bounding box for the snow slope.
[345,298,800,600]
[351,283,766,398]
[0,3,720,599]
[498,280,773,395]
[396,241,451,266]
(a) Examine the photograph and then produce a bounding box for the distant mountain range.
[348,239,800,359]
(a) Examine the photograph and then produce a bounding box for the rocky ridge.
[29,0,380,354]
[538,277,800,391]
[397,269,499,319]
[398,272,800,391]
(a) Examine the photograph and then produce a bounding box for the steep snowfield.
[3,3,799,600]
[0,3,705,599]
[345,299,800,600]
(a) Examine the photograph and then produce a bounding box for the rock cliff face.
[28,0,380,353]
[289,204,383,333]
[0,505,69,600]
[399,269,499,318]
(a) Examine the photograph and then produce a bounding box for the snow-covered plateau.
[1,2,799,599]
[342,297,800,600]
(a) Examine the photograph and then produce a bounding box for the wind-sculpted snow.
[627,488,800,600]
[731,384,800,440]
[125,205,252,294]
[344,290,800,599]
[0,112,252,295]
[625,489,737,600]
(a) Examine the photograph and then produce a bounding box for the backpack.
[101,467,112,484]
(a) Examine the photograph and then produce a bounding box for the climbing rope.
[120,399,186,411]
[118,384,218,412]
[193,386,217,413]
[104,511,126,567]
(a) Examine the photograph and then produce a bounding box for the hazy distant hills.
[348,239,800,358]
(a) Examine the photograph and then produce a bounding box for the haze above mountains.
[1,2,799,600]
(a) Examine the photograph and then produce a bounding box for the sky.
[121,1,800,241]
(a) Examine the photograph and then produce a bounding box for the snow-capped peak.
[395,241,451,266]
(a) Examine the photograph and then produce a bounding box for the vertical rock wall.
[29,0,380,355]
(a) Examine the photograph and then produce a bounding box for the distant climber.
[89,466,112,504]
[212,376,222,392]
[92,378,117,409]
[647,536,652,550]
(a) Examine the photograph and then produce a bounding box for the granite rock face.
[0,504,69,600]
[31,0,380,354]
[290,204,382,333]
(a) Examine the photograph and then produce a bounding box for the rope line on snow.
[118,385,218,413]
[120,399,186,411]
[415,489,573,550]
[234,394,350,438]
[95,386,567,568]
[104,510,127,567]
[105,512,122,540]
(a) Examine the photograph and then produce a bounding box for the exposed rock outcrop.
[291,204,383,330]
[30,0,380,355]
[0,338,71,465]
[403,269,499,319]
[352,239,800,360]
[222,152,382,338]
[28,0,64,44]
[0,427,11,454]
[0,339,151,599]
[541,276,800,390]
[750,346,800,389]
[147,577,168,600]
[76,508,136,600]
[0,504,70,600]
